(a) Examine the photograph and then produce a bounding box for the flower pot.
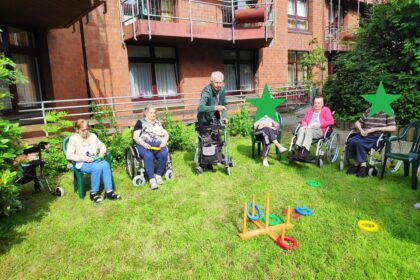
[339,31,356,41]
[234,8,265,24]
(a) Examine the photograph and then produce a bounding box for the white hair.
[210,71,224,82]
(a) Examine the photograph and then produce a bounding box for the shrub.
[159,110,195,152]
[228,105,252,137]
[0,54,27,216]
[41,111,73,179]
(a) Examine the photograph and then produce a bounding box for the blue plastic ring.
[295,206,312,216]
[246,202,262,220]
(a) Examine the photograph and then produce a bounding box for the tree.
[299,38,326,88]
[323,0,420,124]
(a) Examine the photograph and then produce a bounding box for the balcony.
[118,0,275,47]
[325,25,357,52]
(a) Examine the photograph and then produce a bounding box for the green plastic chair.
[62,136,116,199]
[251,112,284,160]
[380,121,420,190]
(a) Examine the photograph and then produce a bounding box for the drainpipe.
[79,18,92,102]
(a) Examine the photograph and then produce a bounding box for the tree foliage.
[324,0,420,124]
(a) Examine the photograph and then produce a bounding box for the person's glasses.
[80,128,89,132]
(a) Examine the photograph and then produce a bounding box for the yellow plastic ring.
[357,220,379,232]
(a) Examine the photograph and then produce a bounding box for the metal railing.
[16,84,313,130]
[118,0,275,44]
[325,25,356,52]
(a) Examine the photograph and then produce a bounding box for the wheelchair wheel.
[317,157,324,168]
[165,170,173,180]
[339,160,344,171]
[326,133,340,163]
[229,157,234,167]
[125,147,135,179]
[224,166,231,176]
[132,175,146,187]
[55,187,65,197]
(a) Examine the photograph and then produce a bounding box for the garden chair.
[251,111,284,160]
[380,121,420,189]
[62,137,116,199]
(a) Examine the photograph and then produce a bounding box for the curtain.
[129,63,153,97]
[239,64,253,90]
[224,64,236,91]
[297,0,307,17]
[12,54,40,108]
[288,0,295,15]
[155,64,177,96]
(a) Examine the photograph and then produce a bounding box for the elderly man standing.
[346,109,397,177]
[197,71,228,126]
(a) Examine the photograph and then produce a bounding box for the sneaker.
[263,159,269,167]
[155,175,163,185]
[104,190,121,200]
[150,179,158,190]
[90,192,103,203]
[414,203,420,210]
[278,146,288,153]
[346,165,359,175]
[356,166,368,177]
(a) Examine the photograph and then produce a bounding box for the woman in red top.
[294,95,334,160]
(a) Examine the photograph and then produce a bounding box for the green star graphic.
[246,84,285,122]
[361,81,400,117]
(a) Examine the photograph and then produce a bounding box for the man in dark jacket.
[197,71,228,125]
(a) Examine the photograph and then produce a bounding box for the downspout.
[79,18,92,102]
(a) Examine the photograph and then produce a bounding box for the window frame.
[127,45,180,101]
[287,0,309,32]
[0,25,43,115]
[223,49,255,94]
[288,51,308,86]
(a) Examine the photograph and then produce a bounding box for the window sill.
[288,29,312,35]
[131,94,180,102]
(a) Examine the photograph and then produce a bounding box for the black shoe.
[356,166,368,177]
[300,148,309,160]
[204,164,213,170]
[104,190,121,200]
[346,165,359,175]
[90,192,103,203]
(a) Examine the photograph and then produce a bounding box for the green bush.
[323,0,420,125]
[159,110,195,152]
[0,54,27,216]
[41,111,73,179]
[228,105,252,137]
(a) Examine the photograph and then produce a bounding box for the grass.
[1,136,419,279]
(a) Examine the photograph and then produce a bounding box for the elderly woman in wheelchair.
[130,106,172,190]
[288,95,337,165]
[341,109,399,177]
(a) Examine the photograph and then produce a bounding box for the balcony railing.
[325,25,357,52]
[118,0,275,44]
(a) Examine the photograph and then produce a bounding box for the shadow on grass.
[0,183,56,255]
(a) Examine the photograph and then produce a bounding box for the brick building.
[0,0,372,130]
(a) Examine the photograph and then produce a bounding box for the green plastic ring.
[261,214,282,226]
[306,180,321,187]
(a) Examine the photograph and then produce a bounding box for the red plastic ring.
[276,236,298,250]
[282,208,300,219]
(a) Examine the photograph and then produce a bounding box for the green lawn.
[1,136,419,279]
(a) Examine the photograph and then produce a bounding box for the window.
[128,45,178,98]
[288,0,308,31]
[223,49,255,92]
[288,51,308,86]
[0,26,42,113]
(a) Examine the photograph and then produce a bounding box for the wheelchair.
[194,121,233,175]
[338,130,402,176]
[251,112,284,160]
[125,140,173,187]
[15,141,64,197]
[287,124,340,167]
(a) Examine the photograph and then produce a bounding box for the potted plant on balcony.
[234,1,265,24]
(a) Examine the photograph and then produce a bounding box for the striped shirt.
[359,110,396,131]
